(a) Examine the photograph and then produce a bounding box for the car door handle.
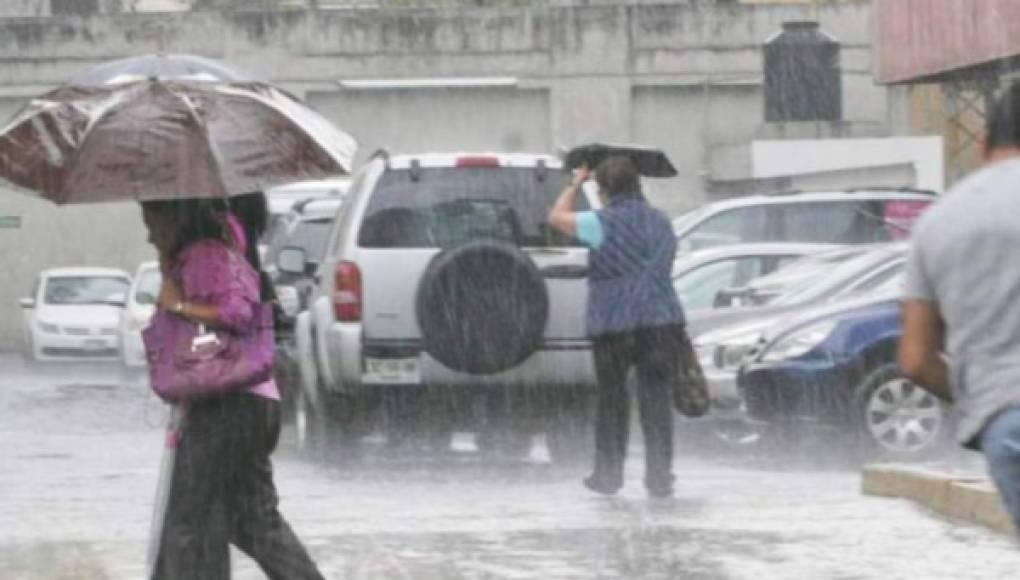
[540,265,588,279]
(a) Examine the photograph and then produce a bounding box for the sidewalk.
[862,463,1014,535]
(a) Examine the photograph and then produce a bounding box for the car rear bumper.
[325,325,596,391]
[738,358,855,425]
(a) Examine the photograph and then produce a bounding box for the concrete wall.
[0,1,897,351]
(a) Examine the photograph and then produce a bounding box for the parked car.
[292,151,599,460]
[671,243,839,312]
[690,243,908,410]
[263,198,345,420]
[724,244,875,306]
[120,261,160,369]
[20,267,132,362]
[736,286,948,460]
[265,197,344,323]
[672,190,933,253]
[262,177,350,258]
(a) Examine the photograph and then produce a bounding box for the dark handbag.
[673,329,711,417]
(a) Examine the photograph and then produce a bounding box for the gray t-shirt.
[905,157,1020,447]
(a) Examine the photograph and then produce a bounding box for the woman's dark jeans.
[153,393,324,580]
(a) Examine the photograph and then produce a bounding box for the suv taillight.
[333,261,362,322]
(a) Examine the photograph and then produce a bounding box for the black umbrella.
[564,143,678,178]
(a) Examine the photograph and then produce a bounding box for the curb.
[861,464,1013,534]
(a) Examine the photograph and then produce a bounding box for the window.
[679,207,769,252]
[358,167,585,249]
[286,219,333,264]
[267,218,333,268]
[674,257,766,310]
[44,276,130,306]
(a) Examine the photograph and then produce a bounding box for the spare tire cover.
[416,240,550,375]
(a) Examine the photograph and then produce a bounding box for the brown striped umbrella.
[0,58,356,204]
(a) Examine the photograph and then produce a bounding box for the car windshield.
[44,276,130,305]
[133,269,161,306]
[672,207,709,234]
[759,247,869,282]
[358,167,585,248]
[771,250,900,307]
[269,216,332,265]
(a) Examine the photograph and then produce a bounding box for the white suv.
[289,152,600,460]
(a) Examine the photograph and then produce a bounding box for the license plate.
[363,357,421,385]
[83,339,108,351]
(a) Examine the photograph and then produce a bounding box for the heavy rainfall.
[1,1,1020,579]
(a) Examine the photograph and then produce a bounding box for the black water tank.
[764,21,842,122]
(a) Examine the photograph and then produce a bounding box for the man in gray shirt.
[901,81,1020,531]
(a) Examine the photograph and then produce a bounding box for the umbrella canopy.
[564,143,678,178]
[0,79,357,204]
[72,53,257,86]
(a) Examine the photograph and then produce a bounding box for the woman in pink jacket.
[142,195,324,580]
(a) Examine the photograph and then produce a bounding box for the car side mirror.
[278,247,308,275]
[19,297,35,309]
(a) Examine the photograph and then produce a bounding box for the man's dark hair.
[986,82,1020,151]
[595,155,642,198]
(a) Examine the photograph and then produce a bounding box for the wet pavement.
[1,354,1018,579]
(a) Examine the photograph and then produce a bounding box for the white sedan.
[120,262,160,368]
[20,267,132,362]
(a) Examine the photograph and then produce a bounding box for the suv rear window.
[358,167,585,248]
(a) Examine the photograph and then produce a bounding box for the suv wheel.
[416,240,549,376]
[853,363,948,460]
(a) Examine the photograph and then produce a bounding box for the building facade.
[0,0,903,351]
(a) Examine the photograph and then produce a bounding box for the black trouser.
[154,393,325,580]
[591,324,680,493]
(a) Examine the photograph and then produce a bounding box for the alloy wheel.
[865,378,942,455]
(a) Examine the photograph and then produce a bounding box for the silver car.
[289,151,600,460]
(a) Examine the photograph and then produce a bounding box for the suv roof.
[378,152,562,170]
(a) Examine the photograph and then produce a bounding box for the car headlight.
[716,333,764,370]
[37,321,60,334]
[695,331,762,371]
[759,321,838,363]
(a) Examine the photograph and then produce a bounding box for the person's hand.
[572,165,591,187]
